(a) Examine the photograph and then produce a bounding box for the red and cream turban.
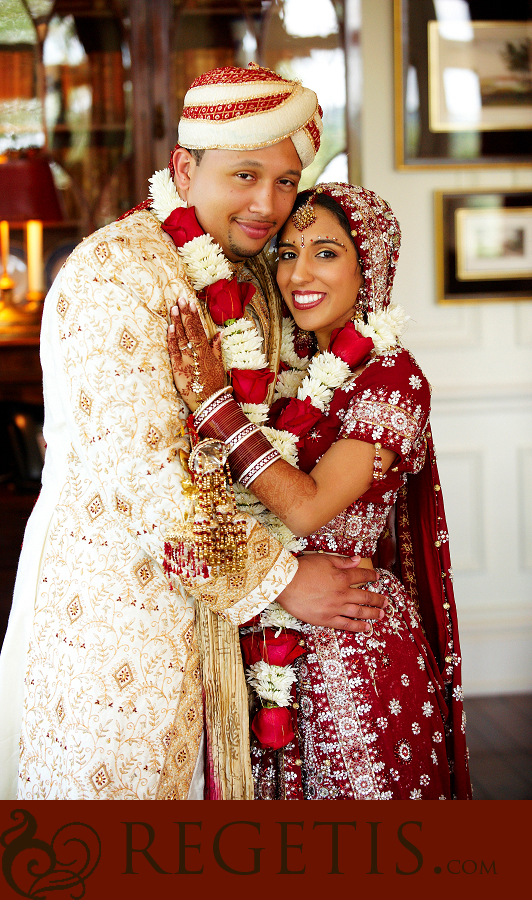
[177,64,323,169]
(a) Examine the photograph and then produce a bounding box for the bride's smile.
[277,206,364,350]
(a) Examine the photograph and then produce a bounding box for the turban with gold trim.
[177,63,322,169]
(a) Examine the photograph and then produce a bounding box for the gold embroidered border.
[195,522,284,615]
[155,630,203,800]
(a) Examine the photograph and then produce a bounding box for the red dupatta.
[394,427,472,799]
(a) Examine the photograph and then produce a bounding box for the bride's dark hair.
[286,191,357,248]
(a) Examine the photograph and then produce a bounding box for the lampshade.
[0,151,63,222]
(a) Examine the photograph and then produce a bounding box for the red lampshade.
[0,151,63,222]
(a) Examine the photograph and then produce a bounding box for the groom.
[0,65,386,800]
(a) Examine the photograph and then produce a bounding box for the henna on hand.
[167,298,225,411]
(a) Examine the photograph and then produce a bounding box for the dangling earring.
[351,291,365,323]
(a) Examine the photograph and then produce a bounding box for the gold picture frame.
[394,0,532,168]
[435,188,532,303]
[428,21,532,133]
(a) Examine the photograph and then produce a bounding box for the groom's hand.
[276,554,387,632]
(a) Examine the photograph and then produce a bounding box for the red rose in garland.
[204,278,256,325]
[251,706,295,749]
[241,629,306,668]
[231,367,275,405]
[161,205,204,247]
[274,395,322,438]
[329,320,373,368]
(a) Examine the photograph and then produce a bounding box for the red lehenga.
[247,345,472,800]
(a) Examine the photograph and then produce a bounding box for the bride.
[167,182,472,800]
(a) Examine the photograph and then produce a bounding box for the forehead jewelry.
[292,193,317,231]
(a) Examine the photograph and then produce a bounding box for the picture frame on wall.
[394,0,532,168]
[435,188,532,303]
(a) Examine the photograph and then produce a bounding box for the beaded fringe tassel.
[164,440,247,588]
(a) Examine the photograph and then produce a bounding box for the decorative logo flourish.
[1,809,101,898]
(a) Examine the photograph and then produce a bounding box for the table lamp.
[0,149,63,333]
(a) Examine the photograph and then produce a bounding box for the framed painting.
[394,0,532,168]
[435,188,532,302]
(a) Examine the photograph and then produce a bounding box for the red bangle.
[193,392,280,487]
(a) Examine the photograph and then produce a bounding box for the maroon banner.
[0,800,527,897]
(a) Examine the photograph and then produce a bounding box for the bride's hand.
[167,297,225,411]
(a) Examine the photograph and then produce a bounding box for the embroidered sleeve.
[53,216,293,617]
[338,352,430,464]
[190,521,299,625]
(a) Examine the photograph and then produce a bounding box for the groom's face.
[174,140,301,262]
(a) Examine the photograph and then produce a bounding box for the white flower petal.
[148,168,185,222]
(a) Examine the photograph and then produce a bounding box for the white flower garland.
[178,235,233,291]
[148,168,185,222]
[149,167,233,290]
[355,306,409,353]
[221,318,268,371]
[148,168,408,550]
[246,659,297,706]
[152,167,410,720]
[259,600,303,636]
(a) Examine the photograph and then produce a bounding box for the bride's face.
[276,206,363,349]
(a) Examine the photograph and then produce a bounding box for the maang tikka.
[292,192,317,231]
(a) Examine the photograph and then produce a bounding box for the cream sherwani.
[0,210,297,800]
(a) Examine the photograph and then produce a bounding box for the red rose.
[274,396,322,438]
[204,279,255,325]
[251,706,294,749]
[329,320,373,368]
[231,367,275,404]
[162,206,204,248]
[241,629,306,667]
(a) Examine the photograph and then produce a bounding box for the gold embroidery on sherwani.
[155,627,202,800]
[17,209,294,800]
[194,522,284,614]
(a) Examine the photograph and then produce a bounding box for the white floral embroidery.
[409,375,422,390]
[389,699,401,715]
[401,674,410,686]
[420,774,430,785]
[422,701,434,717]
[453,684,464,702]
[432,731,443,743]
[410,788,422,799]
[412,722,420,734]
